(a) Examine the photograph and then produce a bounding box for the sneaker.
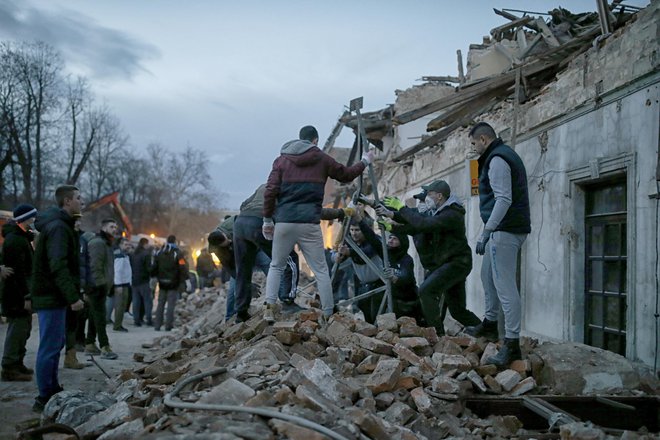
[113,326,129,332]
[85,344,101,355]
[464,318,499,341]
[32,395,48,413]
[281,302,305,314]
[145,321,153,327]
[100,346,118,360]
[134,322,142,327]
[1,368,32,382]
[263,303,275,324]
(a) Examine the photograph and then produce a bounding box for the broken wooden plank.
[535,18,560,47]
[595,396,636,411]
[519,33,543,59]
[457,50,465,84]
[490,16,533,40]
[393,58,560,125]
[493,8,540,32]
[426,86,508,132]
[422,76,460,83]
[323,111,348,152]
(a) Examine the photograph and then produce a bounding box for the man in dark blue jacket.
[466,122,531,367]
[1,204,38,381]
[30,186,85,411]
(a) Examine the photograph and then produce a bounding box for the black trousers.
[233,215,299,315]
[419,259,480,335]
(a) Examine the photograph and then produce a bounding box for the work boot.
[235,310,250,323]
[464,318,499,341]
[263,303,276,324]
[85,343,101,355]
[486,338,522,367]
[17,364,34,375]
[63,349,85,369]
[100,346,118,360]
[32,395,49,413]
[1,367,32,382]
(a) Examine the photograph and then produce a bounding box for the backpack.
[155,247,181,290]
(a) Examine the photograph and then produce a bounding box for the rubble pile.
[35,284,658,439]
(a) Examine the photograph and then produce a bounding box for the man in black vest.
[466,122,531,367]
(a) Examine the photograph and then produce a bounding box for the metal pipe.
[164,368,350,440]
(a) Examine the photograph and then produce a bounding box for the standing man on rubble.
[262,125,373,323]
[152,235,187,331]
[30,186,85,411]
[465,122,531,367]
[85,219,119,360]
[1,204,38,381]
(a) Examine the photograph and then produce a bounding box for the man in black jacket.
[131,238,153,326]
[380,180,480,336]
[1,204,38,381]
[30,186,85,411]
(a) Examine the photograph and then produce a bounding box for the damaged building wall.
[378,2,660,367]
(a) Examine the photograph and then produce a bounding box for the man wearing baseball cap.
[1,204,38,381]
[380,179,481,336]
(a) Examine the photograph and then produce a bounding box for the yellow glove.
[343,207,355,217]
[383,196,404,211]
[377,219,393,232]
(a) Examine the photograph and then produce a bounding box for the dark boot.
[486,338,522,367]
[464,318,499,341]
[1,367,32,382]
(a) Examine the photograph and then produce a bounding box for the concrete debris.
[31,285,658,439]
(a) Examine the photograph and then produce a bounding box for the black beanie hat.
[13,204,37,223]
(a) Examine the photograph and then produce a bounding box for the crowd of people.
[0,121,530,413]
[207,121,530,369]
[0,186,198,412]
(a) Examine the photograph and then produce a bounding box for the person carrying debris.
[465,122,531,367]
[0,204,38,381]
[85,218,119,360]
[151,235,187,331]
[378,180,481,336]
[29,185,86,412]
[262,125,373,323]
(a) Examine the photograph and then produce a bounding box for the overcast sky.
[0,0,649,209]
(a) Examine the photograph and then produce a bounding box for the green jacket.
[30,207,80,310]
[88,231,114,293]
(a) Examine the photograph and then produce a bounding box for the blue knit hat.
[13,204,37,223]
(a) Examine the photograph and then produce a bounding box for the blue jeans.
[225,277,236,319]
[132,283,153,325]
[36,308,66,399]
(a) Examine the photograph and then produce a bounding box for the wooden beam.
[457,50,465,84]
[490,16,533,40]
[323,111,348,152]
[535,18,561,47]
[393,58,560,125]
[422,75,460,83]
[522,396,581,429]
[493,8,540,32]
[426,86,508,131]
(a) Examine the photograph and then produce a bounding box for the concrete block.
[97,419,144,440]
[484,375,502,393]
[467,370,488,393]
[276,330,301,346]
[495,369,522,392]
[510,376,536,396]
[383,401,416,425]
[431,376,461,394]
[395,375,422,390]
[354,320,378,337]
[410,387,433,415]
[432,353,472,372]
[348,408,389,440]
[270,419,330,440]
[365,358,402,394]
[353,333,394,355]
[480,342,499,365]
[534,342,640,394]
[475,364,498,377]
[376,313,398,332]
[272,321,299,331]
[398,337,430,349]
[199,377,256,405]
[356,354,380,374]
[75,401,132,439]
[375,392,395,410]
[298,309,322,322]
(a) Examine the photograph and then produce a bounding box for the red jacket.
[264,140,366,224]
